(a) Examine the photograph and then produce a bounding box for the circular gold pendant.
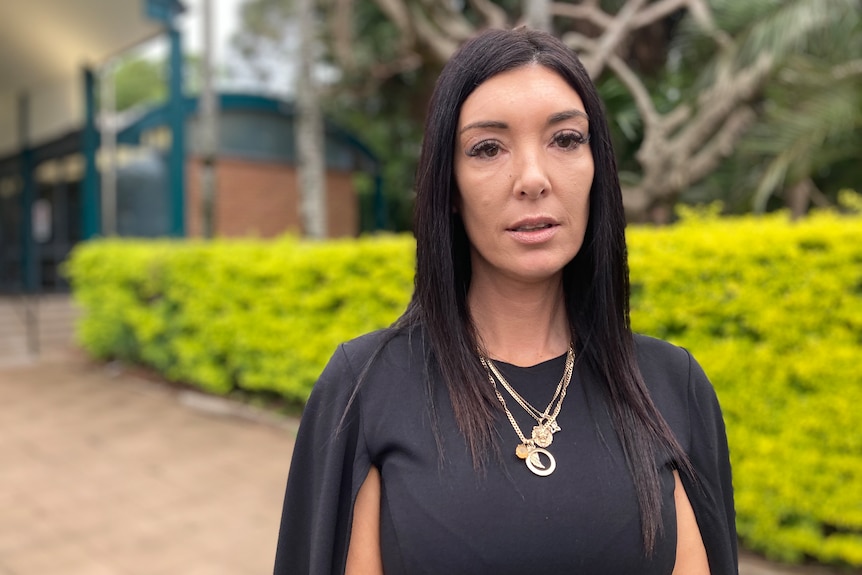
[532,424,553,448]
[515,443,530,459]
[525,448,556,477]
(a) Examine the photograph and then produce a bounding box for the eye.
[467,140,502,159]
[553,130,589,151]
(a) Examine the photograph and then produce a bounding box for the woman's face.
[453,64,594,287]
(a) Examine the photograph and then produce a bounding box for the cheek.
[454,175,490,217]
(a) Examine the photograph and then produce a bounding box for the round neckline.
[493,350,569,371]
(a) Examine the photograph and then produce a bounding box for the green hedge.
[67,210,862,567]
[66,235,414,401]
[628,208,862,567]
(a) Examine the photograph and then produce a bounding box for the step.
[0,295,81,362]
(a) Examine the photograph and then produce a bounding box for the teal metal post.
[18,94,36,291]
[167,25,185,237]
[373,172,386,231]
[20,149,35,290]
[82,67,100,239]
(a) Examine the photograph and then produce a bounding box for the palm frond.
[736,0,860,65]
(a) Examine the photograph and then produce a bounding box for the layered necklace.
[479,344,575,477]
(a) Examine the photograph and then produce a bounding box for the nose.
[512,147,550,199]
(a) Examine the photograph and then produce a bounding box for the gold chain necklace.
[483,348,571,433]
[479,344,575,477]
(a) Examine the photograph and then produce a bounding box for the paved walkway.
[0,350,850,575]
[0,351,297,575]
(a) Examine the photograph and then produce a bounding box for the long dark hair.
[395,27,692,554]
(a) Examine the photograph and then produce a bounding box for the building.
[0,0,381,294]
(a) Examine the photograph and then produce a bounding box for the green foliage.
[113,57,166,112]
[680,0,862,213]
[67,212,862,566]
[628,209,862,566]
[66,235,414,401]
[320,0,438,233]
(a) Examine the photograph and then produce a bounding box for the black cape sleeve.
[680,349,739,575]
[273,343,371,575]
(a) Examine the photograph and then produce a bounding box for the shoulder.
[632,336,738,569]
[632,334,718,450]
[337,325,426,374]
[312,325,426,400]
[632,333,712,396]
[300,327,417,442]
[632,333,690,377]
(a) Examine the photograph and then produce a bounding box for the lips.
[506,217,560,244]
[512,222,553,231]
[507,217,558,232]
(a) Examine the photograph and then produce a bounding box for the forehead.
[458,65,586,124]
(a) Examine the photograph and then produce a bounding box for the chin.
[507,260,571,283]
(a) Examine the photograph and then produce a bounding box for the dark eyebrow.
[547,109,589,125]
[459,120,508,135]
[459,110,588,136]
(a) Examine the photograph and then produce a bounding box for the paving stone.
[0,355,295,575]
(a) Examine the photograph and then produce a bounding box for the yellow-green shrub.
[67,210,862,567]
[66,235,415,401]
[628,209,862,567]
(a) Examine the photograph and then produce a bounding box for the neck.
[468,272,570,367]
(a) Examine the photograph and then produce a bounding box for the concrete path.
[0,351,297,575]
[0,350,851,574]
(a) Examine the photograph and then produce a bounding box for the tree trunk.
[200,0,219,238]
[524,0,552,32]
[297,0,327,239]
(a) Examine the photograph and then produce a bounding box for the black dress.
[273,328,737,575]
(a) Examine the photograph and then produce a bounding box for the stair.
[0,294,80,366]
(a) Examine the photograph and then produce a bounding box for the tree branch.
[422,0,476,43]
[674,54,772,158]
[684,106,755,191]
[467,0,509,29]
[605,53,661,131]
[408,2,464,62]
[551,2,613,30]
[370,53,423,80]
[833,59,862,80]
[583,0,648,78]
[330,0,356,73]
[371,0,416,49]
[632,0,695,28]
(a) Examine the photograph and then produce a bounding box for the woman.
[274,27,736,575]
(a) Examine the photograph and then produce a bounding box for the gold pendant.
[515,443,531,459]
[525,447,556,477]
[532,424,553,448]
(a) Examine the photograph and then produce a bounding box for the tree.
[235,0,862,225]
[296,0,328,238]
[113,57,166,112]
[234,0,330,236]
[688,0,862,216]
[317,0,699,221]
[112,53,207,112]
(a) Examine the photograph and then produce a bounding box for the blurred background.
[2,0,860,301]
[0,1,860,574]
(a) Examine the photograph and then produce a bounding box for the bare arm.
[345,466,384,575]
[672,469,710,574]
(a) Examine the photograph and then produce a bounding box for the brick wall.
[186,156,358,239]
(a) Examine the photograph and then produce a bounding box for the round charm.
[515,443,530,460]
[525,448,556,477]
[532,424,553,448]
